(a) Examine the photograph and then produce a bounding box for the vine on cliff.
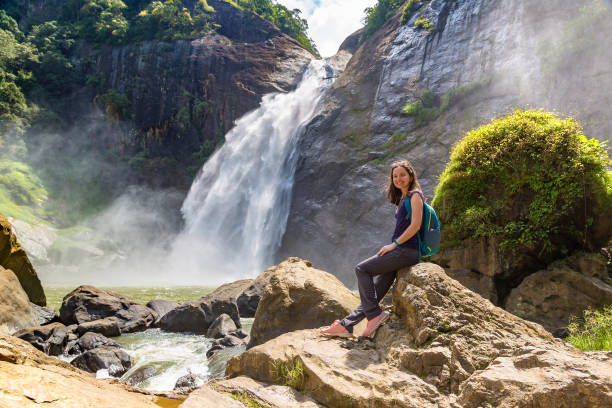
[432,110,612,264]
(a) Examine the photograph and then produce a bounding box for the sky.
[276,0,378,57]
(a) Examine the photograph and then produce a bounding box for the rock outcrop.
[146,299,179,322]
[227,262,612,408]
[0,216,45,306]
[68,331,121,355]
[279,0,612,289]
[207,313,238,339]
[0,266,39,334]
[60,285,157,333]
[247,257,360,348]
[13,322,69,356]
[181,376,322,408]
[505,254,612,336]
[0,333,171,407]
[77,317,122,337]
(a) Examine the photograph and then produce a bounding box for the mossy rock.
[433,110,612,271]
[0,216,46,306]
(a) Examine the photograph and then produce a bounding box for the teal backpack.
[404,191,441,260]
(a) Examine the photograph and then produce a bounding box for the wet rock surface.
[68,331,121,355]
[77,317,122,337]
[13,322,68,356]
[247,258,359,348]
[60,285,157,333]
[207,313,237,339]
[71,345,133,377]
[146,299,179,322]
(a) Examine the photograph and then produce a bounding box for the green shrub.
[272,358,304,389]
[400,0,425,25]
[94,88,131,121]
[567,305,612,351]
[432,110,612,263]
[360,0,405,43]
[414,17,433,30]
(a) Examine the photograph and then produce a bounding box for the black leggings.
[340,246,418,332]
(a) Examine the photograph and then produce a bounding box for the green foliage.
[94,88,131,120]
[400,0,425,25]
[538,0,611,77]
[567,305,612,351]
[228,0,318,56]
[132,0,215,41]
[229,393,267,408]
[414,17,433,30]
[403,82,486,127]
[360,0,405,43]
[0,159,47,210]
[272,358,305,389]
[432,110,612,262]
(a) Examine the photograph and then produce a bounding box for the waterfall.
[171,60,332,283]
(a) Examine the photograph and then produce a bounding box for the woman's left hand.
[377,244,397,256]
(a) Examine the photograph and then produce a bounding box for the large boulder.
[207,313,237,339]
[237,270,276,318]
[0,333,171,407]
[159,293,241,334]
[13,322,68,356]
[247,257,359,348]
[71,346,133,377]
[146,299,179,322]
[505,258,612,336]
[0,266,39,334]
[0,216,45,306]
[60,285,157,333]
[77,317,121,337]
[227,263,612,408]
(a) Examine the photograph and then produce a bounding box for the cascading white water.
[172,60,332,283]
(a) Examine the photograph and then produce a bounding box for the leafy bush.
[94,88,131,121]
[567,305,612,351]
[360,0,405,43]
[400,0,425,25]
[414,17,433,30]
[432,110,612,264]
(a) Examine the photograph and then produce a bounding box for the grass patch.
[272,358,305,390]
[567,305,612,351]
[229,392,267,407]
[414,17,433,30]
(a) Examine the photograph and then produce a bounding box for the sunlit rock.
[0,266,38,334]
[247,257,359,348]
[13,322,68,356]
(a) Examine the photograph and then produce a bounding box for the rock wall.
[279,0,612,286]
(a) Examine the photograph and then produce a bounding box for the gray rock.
[77,317,121,337]
[68,331,121,355]
[174,373,204,390]
[30,303,59,326]
[206,314,237,339]
[158,303,208,334]
[70,346,133,377]
[13,322,68,356]
[60,285,157,333]
[125,365,157,386]
[146,299,179,322]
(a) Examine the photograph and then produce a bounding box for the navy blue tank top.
[392,196,419,249]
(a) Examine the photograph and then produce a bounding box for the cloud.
[277,0,378,57]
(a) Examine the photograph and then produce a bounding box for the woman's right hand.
[377,244,396,256]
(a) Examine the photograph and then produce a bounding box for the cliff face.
[27,0,313,189]
[279,0,612,286]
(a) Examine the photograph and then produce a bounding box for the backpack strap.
[403,191,426,263]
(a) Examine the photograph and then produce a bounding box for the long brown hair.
[386,160,423,206]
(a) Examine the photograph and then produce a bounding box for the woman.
[320,159,423,338]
